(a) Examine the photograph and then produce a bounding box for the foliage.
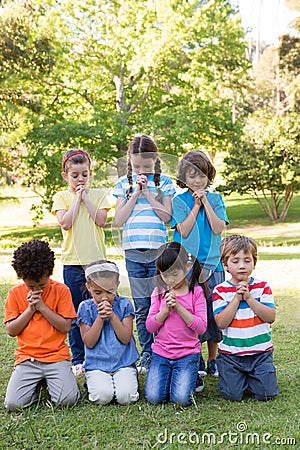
[221,110,300,222]
[0,0,250,212]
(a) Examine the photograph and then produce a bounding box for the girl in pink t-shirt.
[144,242,208,406]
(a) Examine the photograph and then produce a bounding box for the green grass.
[225,193,300,227]
[0,190,299,449]
[0,283,299,450]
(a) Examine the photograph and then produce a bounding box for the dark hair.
[126,134,162,201]
[12,239,55,282]
[155,242,209,299]
[220,234,258,267]
[176,150,216,189]
[62,148,91,172]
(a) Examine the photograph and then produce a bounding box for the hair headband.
[62,151,91,170]
[85,263,119,279]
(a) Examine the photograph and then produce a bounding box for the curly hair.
[176,150,216,189]
[12,239,55,282]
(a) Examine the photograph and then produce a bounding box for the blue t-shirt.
[77,296,140,372]
[171,190,229,271]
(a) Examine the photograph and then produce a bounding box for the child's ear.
[85,283,90,293]
[62,171,68,181]
[222,262,228,272]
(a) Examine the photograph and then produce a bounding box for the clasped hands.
[27,290,44,311]
[165,291,177,310]
[192,189,207,205]
[97,300,113,319]
[236,281,250,301]
[136,174,148,191]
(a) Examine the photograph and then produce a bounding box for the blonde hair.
[220,234,258,267]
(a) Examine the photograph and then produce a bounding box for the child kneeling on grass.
[77,260,140,405]
[213,234,278,401]
[144,242,208,406]
[4,240,80,412]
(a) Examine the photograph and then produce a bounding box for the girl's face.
[160,264,188,290]
[130,154,156,175]
[185,167,209,192]
[223,250,255,284]
[87,278,119,305]
[62,162,91,191]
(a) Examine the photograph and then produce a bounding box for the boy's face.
[87,277,119,305]
[24,275,49,291]
[62,162,91,191]
[223,250,255,284]
[185,167,209,192]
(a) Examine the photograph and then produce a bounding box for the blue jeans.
[63,265,90,365]
[144,352,200,406]
[217,350,278,401]
[125,249,157,355]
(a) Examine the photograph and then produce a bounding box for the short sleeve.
[171,195,189,228]
[51,191,68,215]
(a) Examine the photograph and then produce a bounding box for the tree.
[221,109,300,221]
[1,0,250,218]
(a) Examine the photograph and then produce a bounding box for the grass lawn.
[0,189,299,449]
[0,282,299,449]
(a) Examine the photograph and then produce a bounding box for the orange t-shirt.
[5,279,77,365]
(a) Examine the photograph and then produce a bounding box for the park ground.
[0,189,299,449]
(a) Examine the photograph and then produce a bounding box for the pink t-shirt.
[146,286,207,359]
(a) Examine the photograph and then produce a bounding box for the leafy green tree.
[221,109,300,221]
[1,0,250,219]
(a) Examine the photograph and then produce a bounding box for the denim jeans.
[125,249,157,355]
[63,265,90,365]
[144,352,200,406]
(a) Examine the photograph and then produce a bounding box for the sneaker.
[207,359,219,377]
[137,352,152,374]
[198,355,207,377]
[195,374,205,393]
[72,363,84,376]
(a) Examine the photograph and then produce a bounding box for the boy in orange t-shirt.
[4,240,80,411]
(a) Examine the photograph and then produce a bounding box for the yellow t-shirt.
[52,189,110,265]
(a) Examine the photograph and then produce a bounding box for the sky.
[232,0,299,44]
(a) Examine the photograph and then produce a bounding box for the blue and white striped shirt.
[113,174,176,250]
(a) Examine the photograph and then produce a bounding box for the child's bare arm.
[5,308,35,337]
[114,193,140,226]
[80,317,104,348]
[244,295,276,323]
[214,294,241,329]
[109,314,134,344]
[56,196,81,230]
[176,201,201,238]
[81,191,107,227]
